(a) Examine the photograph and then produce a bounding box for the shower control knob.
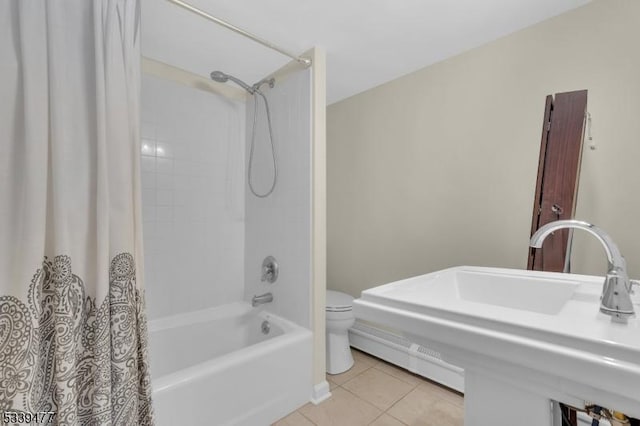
[261,256,278,283]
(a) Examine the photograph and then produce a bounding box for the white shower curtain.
[0,1,153,424]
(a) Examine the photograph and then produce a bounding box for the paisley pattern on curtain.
[0,254,153,425]
[0,0,152,423]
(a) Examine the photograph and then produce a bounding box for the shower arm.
[252,77,275,93]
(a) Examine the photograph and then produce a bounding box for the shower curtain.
[0,1,153,424]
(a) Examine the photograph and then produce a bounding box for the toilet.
[326,290,355,374]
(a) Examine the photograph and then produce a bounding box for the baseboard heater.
[349,320,464,393]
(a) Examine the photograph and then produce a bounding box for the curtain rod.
[165,0,311,67]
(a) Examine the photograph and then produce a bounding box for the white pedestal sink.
[353,266,640,426]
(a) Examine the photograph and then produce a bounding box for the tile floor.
[274,349,464,426]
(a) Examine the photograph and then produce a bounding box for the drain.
[261,320,270,335]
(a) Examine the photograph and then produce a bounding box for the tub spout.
[252,292,273,307]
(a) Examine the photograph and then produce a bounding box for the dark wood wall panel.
[528,90,588,272]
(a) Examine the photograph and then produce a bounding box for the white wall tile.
[141,156,156,173]
[142,190,156,207]
[142,74,245,320]
[156,173,173,190]
[141,140,156,156]
[141,122,157,140]
[171,143,191,159]
[156,158,174,174]
[173,160,192,175]
[141,172,156,189]
[244,69,312,328]
[142,221,156,241]
[155,142,173,158]
[143,205,156,223]
[156,206,174,222]
[142,70,310,324]
[156,189,173,206]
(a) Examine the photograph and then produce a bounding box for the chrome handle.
[261,256,278,283]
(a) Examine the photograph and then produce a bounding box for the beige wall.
[327,0,640,298]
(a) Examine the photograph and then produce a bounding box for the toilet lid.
[326,290,354,312]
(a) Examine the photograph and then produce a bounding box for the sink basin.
[354,266,640,424]
[444,269,579,314]
[359,266,593,320]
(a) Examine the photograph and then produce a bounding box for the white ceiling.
[141,0,590,104]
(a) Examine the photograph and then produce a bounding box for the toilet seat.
[326,290,353,313]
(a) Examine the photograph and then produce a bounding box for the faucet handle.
[261,256,278,283]
[601,272,635,322]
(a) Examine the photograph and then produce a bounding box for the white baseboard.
[349,321,464,393]
[310,381,331,405]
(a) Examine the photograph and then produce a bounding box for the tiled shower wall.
[244,69,312,327]
[141,74,245,320]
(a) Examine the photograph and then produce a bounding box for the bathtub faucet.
[252,292,273,307]
[530,219,635,323]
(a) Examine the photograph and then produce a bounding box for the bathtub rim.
[149,301,311,393]
[149,301,297,333]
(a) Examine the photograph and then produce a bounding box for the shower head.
[210,70,254,94]
[210,70,229,83]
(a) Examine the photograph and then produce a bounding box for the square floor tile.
[373,361,424,387]
[352,348,381,367]
[272,411,315,425]
[410,399,463,426]
[369,413,406,426]
[298,387,382,426]
[342,368,415,411]
[327,353,373,385]
[326,375,338,390]
[417,381,463,408]
[386,386,440,425]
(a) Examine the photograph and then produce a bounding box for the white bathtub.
[149,302,312,426]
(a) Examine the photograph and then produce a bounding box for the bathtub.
[149,302,312,426]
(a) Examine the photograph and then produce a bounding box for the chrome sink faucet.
[530,219,635,323]
[252,292,273,307]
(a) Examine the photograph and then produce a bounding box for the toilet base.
[326,331,354,374]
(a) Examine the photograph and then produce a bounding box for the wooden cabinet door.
[528,90,588,272]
